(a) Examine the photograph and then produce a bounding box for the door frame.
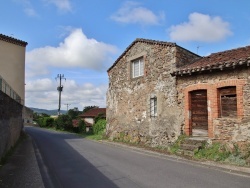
[183,85,213,138]
[190,90,208,137]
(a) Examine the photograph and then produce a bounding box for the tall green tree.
[67,109,80,119]
[83,106,99,113]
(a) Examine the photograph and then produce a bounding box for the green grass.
[41,125,106,141]
[169,134,187,154]
[194,142,231,161]
[84,134,104,140]
[193,142,250,166]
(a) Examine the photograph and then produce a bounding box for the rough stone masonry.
[106,39,199,146]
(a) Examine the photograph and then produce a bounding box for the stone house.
[172,46,250,147]
[107,38,250,148]
[106,38,199,146]
[78,108,106,132]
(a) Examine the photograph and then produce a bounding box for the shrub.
[78,120,86,134]
[53,114,72,130]
[194,142,231,161]
[44,117,54,127]
[37,117,54,127]
[93,119,106,135]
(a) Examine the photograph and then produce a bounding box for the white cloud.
[111,1,164,25]
[26,28,118,77]
[169,12,232,42]
[13,0,38,17]
[25,78,107,110]
[43,0,72,12]
[26,78,55,92]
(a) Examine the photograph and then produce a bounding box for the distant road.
[25,126,250,188]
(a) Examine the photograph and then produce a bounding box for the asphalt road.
[25,126,250,188]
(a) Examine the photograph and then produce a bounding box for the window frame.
[218,86,237,118]
[131,57,144,78]
[150,97,157,118]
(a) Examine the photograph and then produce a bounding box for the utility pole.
[197,45,202,55]
[65,103,71,111]
[56,74,66,115]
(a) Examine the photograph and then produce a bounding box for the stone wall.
[107,41,199,146]
[176,67,250,147]
[23,106,33,124]
[0,91,23,159]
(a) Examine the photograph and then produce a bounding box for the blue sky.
[1,0,250,111]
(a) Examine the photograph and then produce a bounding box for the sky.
[1,0,250,111]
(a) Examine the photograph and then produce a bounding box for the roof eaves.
[0,33,28,47]
[171,58,250,76]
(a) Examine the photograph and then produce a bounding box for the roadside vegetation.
[33,110,249,167]
[33,106,107,140]
[193,142,250,166]
[168,135,250,167]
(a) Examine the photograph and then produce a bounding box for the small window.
[218,86,237,118]
[150,97,157,117]
[131,58,144,78]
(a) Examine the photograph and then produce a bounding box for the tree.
[54,114,72,130]
[33,112,40,122]
[83,106,98,113]
[67,109,80,119]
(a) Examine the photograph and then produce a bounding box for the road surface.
[25,126,250,188]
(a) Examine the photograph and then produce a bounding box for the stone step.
[176,137,208,157]
[182,138,207,145]
[180,143,201,151]
[177,149,194,157]
[183,150,194,157]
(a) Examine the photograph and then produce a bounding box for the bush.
[78,120,86,134]
[53,114,72,131]
[93,119,106,135]
[37,117,54,127]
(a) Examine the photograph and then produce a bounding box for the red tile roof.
[79,108,106,118]
[172,45,250,76]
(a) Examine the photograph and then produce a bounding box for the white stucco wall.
[0,38,26,104]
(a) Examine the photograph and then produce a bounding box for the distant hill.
[30,107,67,116]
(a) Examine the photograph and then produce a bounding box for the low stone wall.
[213,117,250,153]
[0,91,23,159]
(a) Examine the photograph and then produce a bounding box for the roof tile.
[79,108,106,118]
[0,33,28,47]
[172,45,250,76]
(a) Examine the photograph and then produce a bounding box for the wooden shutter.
[219,87,237,118]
